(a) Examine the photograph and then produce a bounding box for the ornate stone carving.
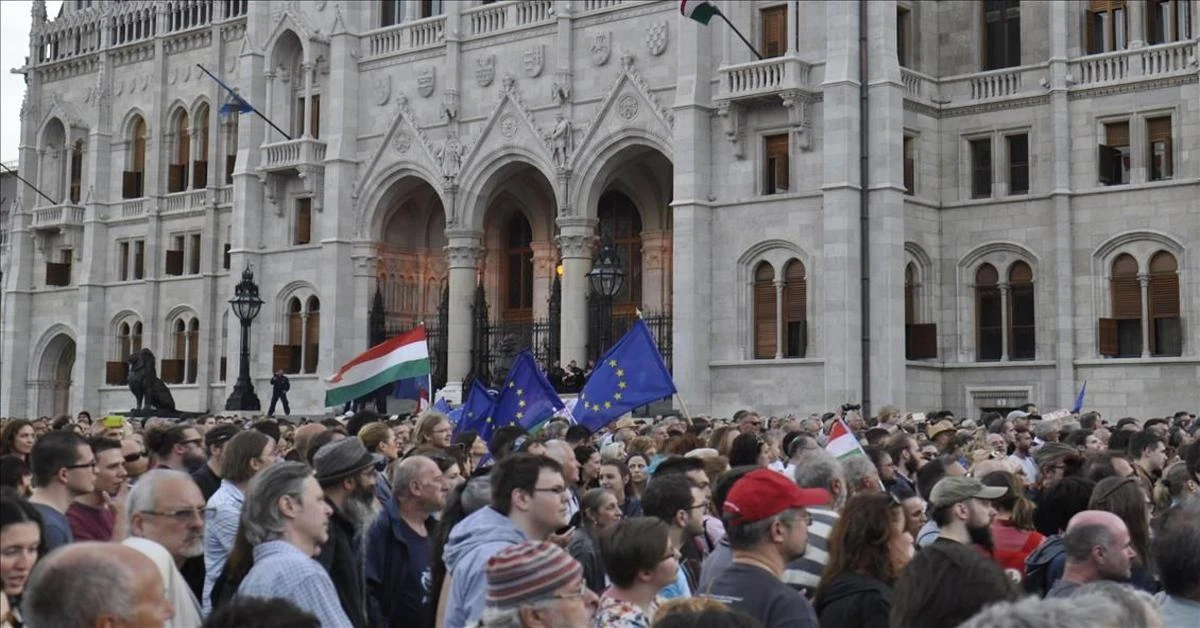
[590,32,612,66]
[780,90,812,151]
[372,75,391,106]
[476,55,495,87]
[547,115,572,168]
[617,94,639,120]
[646,21,668,56]
[436,133,465,181]
[523,45,544,78]
[417,67,436,98]
[441,89,459,122]
[620,49,635,71]
[392,131,412,154]
[551,73,571,106]
[556,233,597,259]
[499,115,518,138]
[445,241,483,268]
[717,101,744,159]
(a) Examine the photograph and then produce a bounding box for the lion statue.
[127,348,176,412]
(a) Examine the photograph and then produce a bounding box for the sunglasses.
[124,450,148,463]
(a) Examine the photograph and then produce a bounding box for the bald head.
[292,423,327,460]
[23,542,174,627]
[1066,509,1127,534]
[1062,510,1136,580]
[392,455,439,498]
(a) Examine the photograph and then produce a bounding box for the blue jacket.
[363,500,436,628]
[442,506,528,628]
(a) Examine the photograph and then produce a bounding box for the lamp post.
[224,266,263,411]
[586,241,626,356]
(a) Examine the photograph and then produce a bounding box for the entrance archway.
[479,162,557,323]
[375,175,447,329]
[36,334,75,417]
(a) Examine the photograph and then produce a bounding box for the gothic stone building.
[1,0,1197,419]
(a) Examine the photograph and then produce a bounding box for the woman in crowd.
[814,493,914,628]
[626,453,650,501]
[596,517,681,627]
[410,411,454,455]
[359,421,400,506]
[568,488,624,594]
[1089,476,1154,590]
[652,598,759,628]
[726,433,770,468]
[981,470,1044,579]
[575,445,602,490]
[432,452,465,492]
[626,437,657,461]
[1154,461,1199,512]
[708,426,738,458]
[0,421,35,465]
[0,458,30,498]
[600,441,627,463]
[888,485,927,541]
[1,488,44,628]
[599,460,642,518]
[452,430,486,476]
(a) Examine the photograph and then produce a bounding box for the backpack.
[1023,535,1065,595]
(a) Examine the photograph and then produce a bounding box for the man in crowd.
[1153,505,1200,627]
[842,454,881,497]
[238,461,350,627]
[126,469,208,599]
[149,424,206,472]
[204,429,275,613]
[269,369,292,417]
[641,473,707,599]
[366,455,449,627]
[930,477,1006,548]
[313,437,378,627]
[29,430,96,551]
[1008,425,1038,485]
[1129,431,1167,498]
[121,437,150,483]
[708,469,825,628]
[191,424,239,500]
[68,436,128,542]
[886,435,921,494]
[784,448,845,598]
[1045,510,1137,598]
[1033,442,1077,492]
[544,440,582,522]
[476,541,598,628]
[21,542,174,627]
[735,410,763,434]
[444,454,569,628]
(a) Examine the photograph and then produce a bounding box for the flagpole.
[715,8,764,60]
[673,392,693,422]
[195,64,294,141]
[0,163,57,205]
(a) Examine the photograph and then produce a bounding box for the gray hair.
[1061,523,1115,562]
[725,508,803,551]
[793,448,843,491]
[126,468,194,530]
[1075,581,1158,627]
[478,600,556,628]
[22,543,136,627]
[462,475,493,514]
[240,461,313,546]
[391,455,433,499]
[543,439,573,465]
[541,420,569,441]
[842,454,880,490]
[956,592,1126,628]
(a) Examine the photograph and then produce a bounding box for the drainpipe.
[858,0,871,416]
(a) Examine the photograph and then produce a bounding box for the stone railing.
[120,198,146,218]
[1070,40,1198,86]
[582,0,627,10]
[900,68,933,100]
[718,55,812,102]
[215,186,233,206]
[34,3,106,64]
[31,204,84,230]
[163,0,214,34]
[261,137,327,172]
[463,0,554,38]
[163,189,206,213]
[364,15,446,58]
[938,63,1046,103]
[515,0,554,25]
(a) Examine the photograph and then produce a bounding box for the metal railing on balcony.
[31,204,84,230]
[364,15,446,58]
[261,138,327,172]
[718,55,812,102]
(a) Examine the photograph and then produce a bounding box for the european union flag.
[434,397,452,415]
[453,380,499,439]
[392,374,428,401]
[1071,380,1087,414]
[491,351,565,433]
[575,319,676,433]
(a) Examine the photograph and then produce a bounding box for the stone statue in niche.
[436,133,464,180]
[548,115,572,168]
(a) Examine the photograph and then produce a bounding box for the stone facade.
[1,0,1197,421]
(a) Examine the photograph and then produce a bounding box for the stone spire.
[32,0,47,23]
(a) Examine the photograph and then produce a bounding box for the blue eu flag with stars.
[452,379,498,439]
[491,351,565,433]
[575,319,677,433]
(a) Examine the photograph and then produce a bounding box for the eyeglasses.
[65,460,97,470]
[685,502,709,512]
[140,507,214,522]
[124,450,148,463]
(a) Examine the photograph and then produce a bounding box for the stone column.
[774,279,785,359]
[999,284,1011,361]
[640,229,672,313]
[301,62,314,138]
[445,231,482,400]
[556,220,596,367]
[531,240,557,320]
[787,0,798,55]
[1128,0,1145,48]
[1138,273,1151,357]
[1048,0,1076,406]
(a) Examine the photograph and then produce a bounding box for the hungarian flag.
[825,418,866,461]
[325,327,430,408]
[680,0,719,25]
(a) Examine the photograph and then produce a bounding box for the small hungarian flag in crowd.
[681,0,719,25]
[825,418,866,461]
[325,327,430,408]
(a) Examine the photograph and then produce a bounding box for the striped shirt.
[781,507,839,599]
[203,480,243,614]
[238,540,352,628]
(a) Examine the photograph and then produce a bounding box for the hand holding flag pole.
[681,1,764,60]
[195,64,293,141]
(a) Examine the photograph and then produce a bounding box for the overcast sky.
[1,1,63,164]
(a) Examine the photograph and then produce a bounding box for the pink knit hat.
[484,541,582,609]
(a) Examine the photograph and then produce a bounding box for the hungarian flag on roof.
[681,0,719,25]
[825,418,866,461]
[325,327,430,408]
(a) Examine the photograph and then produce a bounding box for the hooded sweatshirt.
[442,506,528,628]
[813,574,892,628]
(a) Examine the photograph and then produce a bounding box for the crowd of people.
[0,404,1197,628]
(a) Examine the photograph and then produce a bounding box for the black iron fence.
[587,309,673,373]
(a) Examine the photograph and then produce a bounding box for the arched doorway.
[37,334,75,417]
[375,176,447,330]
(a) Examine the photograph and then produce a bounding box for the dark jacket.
[365,499,437,628]
[271,374,290,393]
[314,499,368,628]
[566,526,606,594]
[813,574,892,628]
[1023,534,1066,595]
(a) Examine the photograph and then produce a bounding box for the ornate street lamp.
[586,241,626,355]
[224,266,263,411]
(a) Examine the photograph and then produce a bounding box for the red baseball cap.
[723,469,831,524]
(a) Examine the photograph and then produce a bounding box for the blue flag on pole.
[1071,381,1088,414]
[208,72,255,115]
[453,380,499,439]
[574,319,677,433]
[490,351,565,433]
[434,397,452,415]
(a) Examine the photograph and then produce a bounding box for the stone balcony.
[1068,39,1198,87]
[260,137,327,175]
[716,55,815,106]
[30,203,85,231]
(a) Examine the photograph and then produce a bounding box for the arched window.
[905,263,916,326]
[69,140,84,203]
[193,104,210,188]
[305,296,320,373]
[164,315,199,384]
[39,119,66,203]
[976,264,1002,361]
[219,310,228,381]
[598,191,643,312]
[276,295,320,374]
[1107,253,1142,357]
[1149,251,1181,356]
[224,114,238,184]
[169,110,190,192]
[753,262,776,359]
[106,319,142,385]
[131,322,143,354]
[1008,261,1035,359]
[782,259,807,358]
[118,322,132,359]
[503,214,533,320]
[186,319,200,384]
[123,115,147,198]
[904,262,938,359]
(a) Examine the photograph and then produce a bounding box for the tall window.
[193,104,209,188]
[976,264,1003,361]
[598,191,643,312]
[983,0,1021,70]
[107,320,143,385]
[503,214,533,320]
[897,6,912,67]
[381,0,400,27]
[276,296,320,374]
[69,140,83,203]
[970,138,992,199]
[169,110,190,192]
[764,133,790,195]
[295,198,312,245]
[165,316,199,384]
[118,241,130,281]
[305,297,320,373]
[1008,262,1035,359]
[1107,253,1142,357]
[225,115,238,184]
[1007,134,1029,195]
[1087,0,1128,54]
[1148,0,1192,44]
[905,262,937,359]
[1099,120,1130,185]
[1147,117,1173,181]
[903,136,916,195]
[753,262,776,359]
[782,260,807,358]
[760,5,787,58]
[1149,251,1181,356]
[419,0,444,18]
[123,115,147,198]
